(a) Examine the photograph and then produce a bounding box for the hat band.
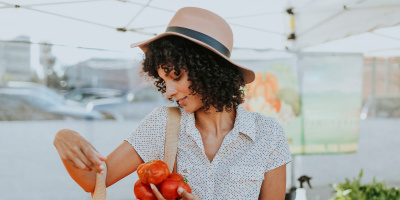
[166,26,231,58]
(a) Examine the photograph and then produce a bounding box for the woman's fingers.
[150,183,166,200]
[68,153,91,171]
[81,144,106,173]
[148,184,196,200]
[65,138,100,172]
[64,155,86,170]
[54,129,106,173]
[69,142,92,165]
[94,149,107,161]
[57,140,90,171]
[89,143,107,161]
[178,187,197,200]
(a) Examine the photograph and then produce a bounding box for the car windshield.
[5,81,65,103]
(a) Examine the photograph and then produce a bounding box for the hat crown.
[167,7,233,53]
[129,7,255,84]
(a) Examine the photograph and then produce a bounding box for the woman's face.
[157,67,203,113]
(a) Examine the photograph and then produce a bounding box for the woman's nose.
[165,83,177,100]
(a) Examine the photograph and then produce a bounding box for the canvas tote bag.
[92,106,181,200]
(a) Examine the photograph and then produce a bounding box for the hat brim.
[130,32,255,84]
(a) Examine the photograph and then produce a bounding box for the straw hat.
[130,7,255,84]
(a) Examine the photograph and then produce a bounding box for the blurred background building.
[0,36,31,82]
[64,58,141,90]
[362,57,400,118]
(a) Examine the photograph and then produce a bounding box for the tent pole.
[385,58,390,94]
[371,57,376,118]
[292,155,296,187]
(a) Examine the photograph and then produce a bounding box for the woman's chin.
[182,106,194,113]
[182,105,201,113]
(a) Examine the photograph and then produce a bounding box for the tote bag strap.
[92,161,107,200]
[164,106,181,173]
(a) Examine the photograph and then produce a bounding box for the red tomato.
[160,173,192,200]
[166,173,184,181]
[134,180,157,200]
[137,160,170,185]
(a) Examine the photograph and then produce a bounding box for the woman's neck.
[194,106,236,137]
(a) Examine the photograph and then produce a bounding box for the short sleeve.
[265,118,292,172]
[125,106,168,162]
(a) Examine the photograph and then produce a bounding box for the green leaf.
[330,169,400,200]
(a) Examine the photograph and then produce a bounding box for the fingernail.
[99,165,104,170]
[177,187,183,194]
[150,183,155,190]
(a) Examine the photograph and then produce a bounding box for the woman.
[54,7,291,200]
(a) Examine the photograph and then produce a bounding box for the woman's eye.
[172,71,181,81]
[173,76,181,81]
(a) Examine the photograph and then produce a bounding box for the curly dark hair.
[142,35,245,113]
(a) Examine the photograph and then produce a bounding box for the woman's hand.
[175,187,197,200]
[137,183,198,200]
[54,129,106,174]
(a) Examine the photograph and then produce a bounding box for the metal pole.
[0,42,4,83]
[385,58,390,94]
[291,156,296,188]
[371,57,376,118]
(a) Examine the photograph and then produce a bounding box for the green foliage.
[330,170,400,200]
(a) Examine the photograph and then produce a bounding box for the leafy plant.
[330,169,400,200]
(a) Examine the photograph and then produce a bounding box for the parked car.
[0,83,105,121]
[87,84,173,120]
[64,88,125,106]
[3,81,65,103]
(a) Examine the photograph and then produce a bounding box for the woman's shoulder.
[139,106,186,125]
[254,113,280,128]
[240,107,279,127]
[142,106,169,120]
[244,109,285,139]
[236,106,283,138]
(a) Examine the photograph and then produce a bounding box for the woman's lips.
[178,97,187,106]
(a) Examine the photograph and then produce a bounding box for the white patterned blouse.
[126,105,292,200]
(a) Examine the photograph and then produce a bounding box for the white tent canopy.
[292,0,400,57]
[1,0,400,56]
